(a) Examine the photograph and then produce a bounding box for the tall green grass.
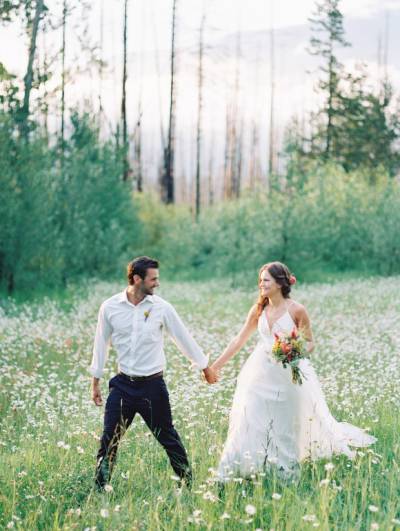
[1,277,399,529]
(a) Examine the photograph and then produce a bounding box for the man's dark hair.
[127,256,159,285]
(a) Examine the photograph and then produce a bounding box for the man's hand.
[92,378,103,406]
[203,366,219,384]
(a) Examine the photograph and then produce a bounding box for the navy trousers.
[95,374,191,488]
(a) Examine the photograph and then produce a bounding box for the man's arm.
[89,303,112,405]
[163,303,218,383]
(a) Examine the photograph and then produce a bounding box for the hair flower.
[289,275,297,285]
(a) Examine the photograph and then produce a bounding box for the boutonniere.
[144,310,152,322]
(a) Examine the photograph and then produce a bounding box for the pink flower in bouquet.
[281,342,292,354]
[271,327,308,385]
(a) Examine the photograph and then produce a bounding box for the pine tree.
[308,0,349,158]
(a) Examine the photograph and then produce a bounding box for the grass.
[0,277,399,530]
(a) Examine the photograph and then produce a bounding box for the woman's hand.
[210,361,221,374]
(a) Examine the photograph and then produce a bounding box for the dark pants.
[95,374,191,488]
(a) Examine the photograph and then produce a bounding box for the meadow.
[0,277,399,530]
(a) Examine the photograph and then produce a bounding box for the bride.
[211,261,376,481]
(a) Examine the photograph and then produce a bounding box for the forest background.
[1,0,400,295]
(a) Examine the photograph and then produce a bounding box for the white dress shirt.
[89,290,208,378]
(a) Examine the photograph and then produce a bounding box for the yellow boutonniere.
[144,310,151,322]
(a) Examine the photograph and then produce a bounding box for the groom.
[89,256,218,490]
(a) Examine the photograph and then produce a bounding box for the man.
[89,256,218,490]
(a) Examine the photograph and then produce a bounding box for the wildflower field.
[1,277,399,530]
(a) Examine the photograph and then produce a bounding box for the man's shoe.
[94,456,110,491]
[177,471,193,490]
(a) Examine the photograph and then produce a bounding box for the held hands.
[202,365,219,384]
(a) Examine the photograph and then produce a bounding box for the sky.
[1,0,400,197]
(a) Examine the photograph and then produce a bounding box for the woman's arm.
[211,305,259,372]
[293,304,315,353]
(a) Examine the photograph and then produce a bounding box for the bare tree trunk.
[21,0,44,130]
[325,43,334,158]
[150,7,166,162]
[99,0,104,121]
[195,14,205,220]
[162,0,177,203]
[223,104,232,199]
[231,29,241,198]
[383,11,389,83]
[268,11,275,183]
[41,31,49,144]
[235,118,243,198]
[134,99,143,192]
[121,0,129,181]
[60,0,67,158]
[208,130,215,205]
[249,120,261,189]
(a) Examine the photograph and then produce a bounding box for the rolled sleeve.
[89,303,112,378]
[164,303,208,369]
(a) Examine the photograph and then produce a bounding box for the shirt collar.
[118,290,154,305]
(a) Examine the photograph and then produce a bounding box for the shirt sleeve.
[89,303,112,378]
[163,303,209,369]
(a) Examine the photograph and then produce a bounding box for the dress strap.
[285,299,295,310]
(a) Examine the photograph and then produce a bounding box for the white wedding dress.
[217,305,376,481]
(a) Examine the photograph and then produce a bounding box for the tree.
[334,73,400,176]
[161,0,177,203]
[268,12,276,180]
[195,13,205,220]
[121,0,129,181]
[223,29,241,199]
[308,0,349,158]
[21,0,46,131]
[60,0,67,157]
[133,99,143,192]
[285,0,400,178]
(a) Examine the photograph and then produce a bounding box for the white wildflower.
[245,504,257,516]
[303,514,317,522]
[203,490,218,502]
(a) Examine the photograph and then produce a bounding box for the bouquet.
[271,327,308,385]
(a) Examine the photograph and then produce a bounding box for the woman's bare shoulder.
[248,304,259,320]
[288,299,308,318]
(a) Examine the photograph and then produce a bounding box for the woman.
[211,262,376,481]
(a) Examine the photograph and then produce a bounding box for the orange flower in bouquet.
[271,327,308,385]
